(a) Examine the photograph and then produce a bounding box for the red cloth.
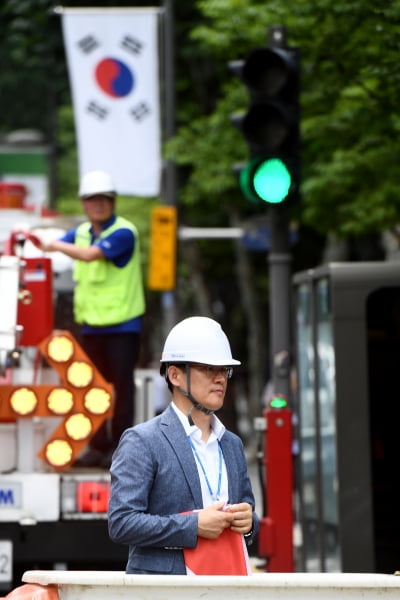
[4,585,59,600]
[183,527,251,575]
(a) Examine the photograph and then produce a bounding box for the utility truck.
[0,235,156,593]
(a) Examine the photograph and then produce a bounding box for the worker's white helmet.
[160,316,241,366]
[78,170,116,199]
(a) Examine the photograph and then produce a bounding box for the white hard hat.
[160,316,241,366]
[78,170,116,198]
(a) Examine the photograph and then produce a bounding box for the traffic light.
[230,39,300,205]
[269,394,288,409]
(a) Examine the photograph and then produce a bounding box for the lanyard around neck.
[189,437,223,502]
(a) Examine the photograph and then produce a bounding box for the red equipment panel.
[76,481,110,513]
[17,257,54,346]
[258,404,294,572]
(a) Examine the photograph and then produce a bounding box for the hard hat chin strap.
[177,363,214,425]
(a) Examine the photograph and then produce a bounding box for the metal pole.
[269,206,291,402]
[263,404,294,571]
[162,0,178,333]
[163,0,177,207]
[268,25,291,400]
[267,25,292,404]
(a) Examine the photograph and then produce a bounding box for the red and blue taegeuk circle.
[95,57,134,98]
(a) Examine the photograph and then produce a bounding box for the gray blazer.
[108,403,259,574]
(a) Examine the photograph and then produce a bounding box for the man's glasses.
[190,364,233,379]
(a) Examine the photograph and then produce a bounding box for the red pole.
[258,401,294,571]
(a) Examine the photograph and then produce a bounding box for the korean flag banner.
[61,8,161,197]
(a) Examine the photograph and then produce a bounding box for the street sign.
[148,206,177,291]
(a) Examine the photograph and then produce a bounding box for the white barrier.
[20,570,400,600]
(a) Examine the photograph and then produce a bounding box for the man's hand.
[25,232,47,250]
[226,502,253,535]
[11,231,45,250]
[197,501,235,539]
[29,237,104,262]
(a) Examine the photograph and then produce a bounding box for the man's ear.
[167,365,181,388]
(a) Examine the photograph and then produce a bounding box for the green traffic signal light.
[254,158,291,204]
[240,157,292,204]
[230,41,300,207]
[269,395,288,409]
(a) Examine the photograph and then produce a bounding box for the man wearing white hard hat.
[108,316,259,575]
[33,170,145,467]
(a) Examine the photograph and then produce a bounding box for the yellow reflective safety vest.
[73,217,145,326]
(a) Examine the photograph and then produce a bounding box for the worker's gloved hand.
[11,230,44,249]
[24,230,54,252]
[23,232,44,249]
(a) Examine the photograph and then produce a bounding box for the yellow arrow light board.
[0,330,114,471]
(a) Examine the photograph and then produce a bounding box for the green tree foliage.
[297,2,400,236]
[0,0,66,135]
[168,0,400,238]
[2,0,399,237]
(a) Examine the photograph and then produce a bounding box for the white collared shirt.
[171,402,229,507]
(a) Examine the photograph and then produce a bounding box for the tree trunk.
[230,210,267,422]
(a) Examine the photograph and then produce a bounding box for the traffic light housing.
[230,41,300,205]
